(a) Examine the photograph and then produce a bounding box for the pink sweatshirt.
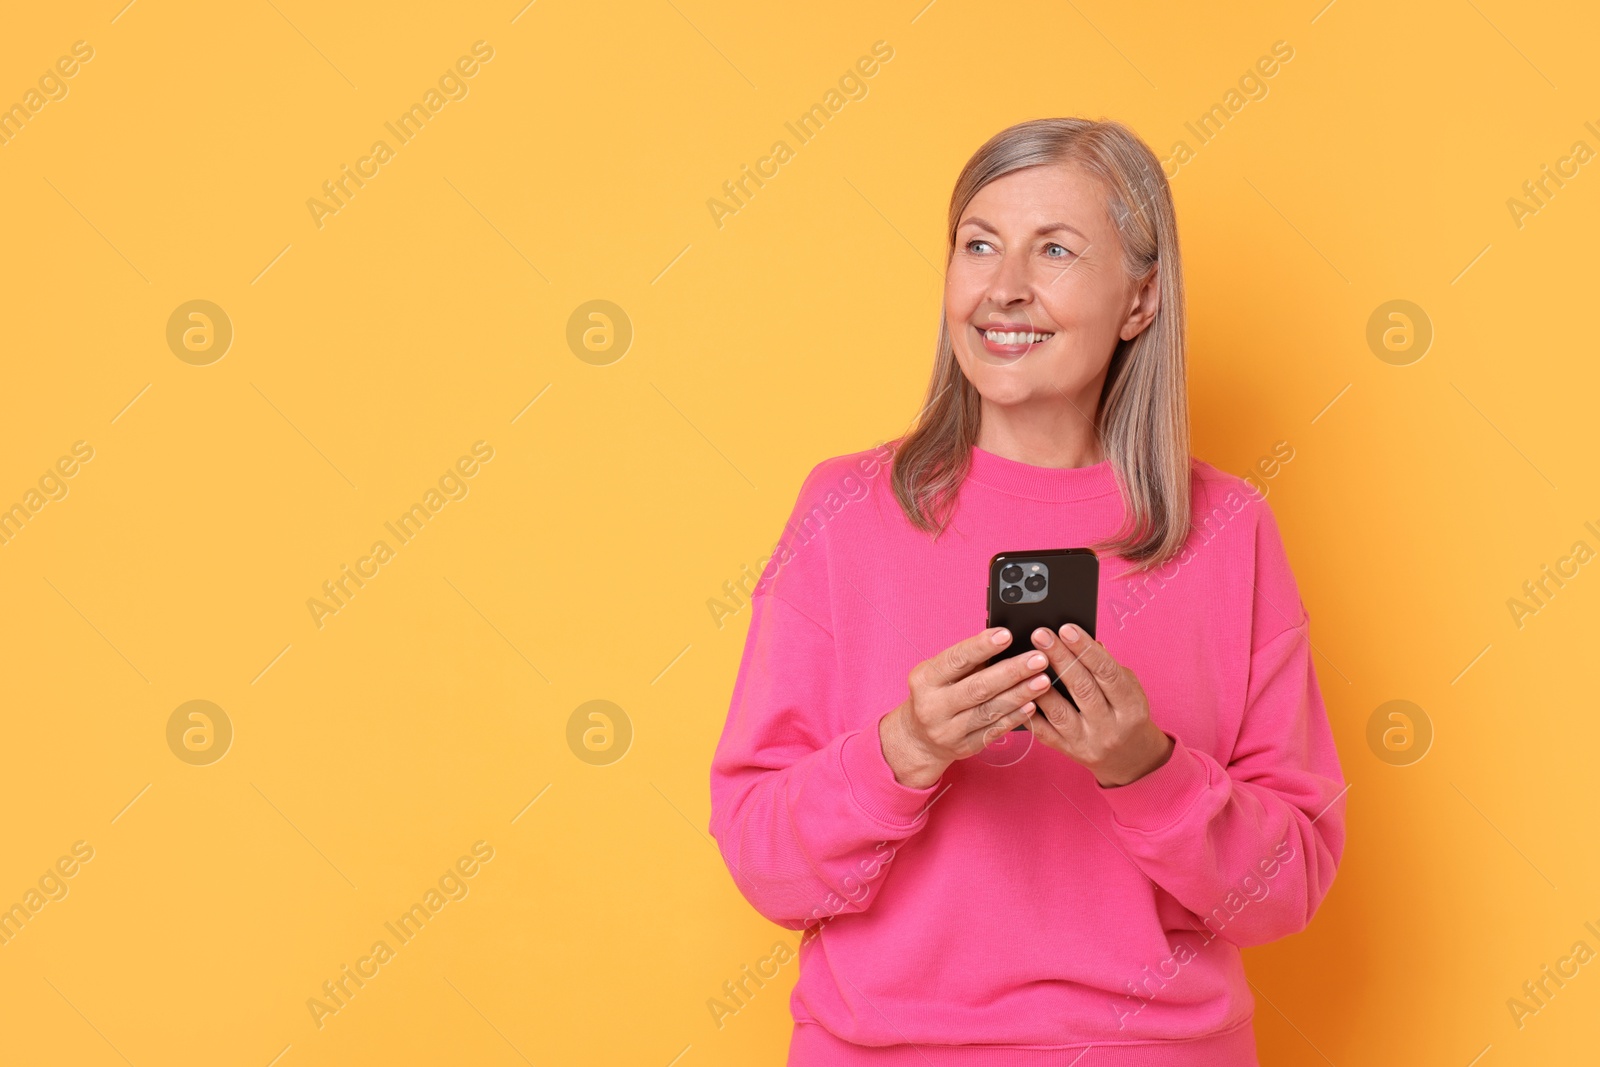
[708,442,1346,1065]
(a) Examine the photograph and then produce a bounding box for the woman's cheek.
[943,260,987,311]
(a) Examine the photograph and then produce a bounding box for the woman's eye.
[966,239,994,254]
[1044,243,1074,259]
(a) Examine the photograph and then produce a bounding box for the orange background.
[0,1,1596,1064]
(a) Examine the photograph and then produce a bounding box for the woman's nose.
[987,251,1034,306]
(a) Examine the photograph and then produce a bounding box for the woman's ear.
[1118,264,1161,341]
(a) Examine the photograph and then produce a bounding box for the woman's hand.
[1025,624,1174,787]
[878,627,1053,789]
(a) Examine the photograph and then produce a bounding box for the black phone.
[985,548,1099,730]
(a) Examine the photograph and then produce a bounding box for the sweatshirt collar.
[966,444,1120,502]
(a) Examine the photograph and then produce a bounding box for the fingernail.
[1029,674,1050,690]
[1021,701,1035,713]
[1026,652,1047,668]
[1033,627,1054,646]
[991,628,1012,646]
[1061,624,1083,645]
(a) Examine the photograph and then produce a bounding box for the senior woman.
[709,117,1346,1066]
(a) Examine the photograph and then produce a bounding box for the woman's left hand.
[1025,624,1174,787]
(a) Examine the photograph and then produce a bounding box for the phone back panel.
[984,548,1099,727]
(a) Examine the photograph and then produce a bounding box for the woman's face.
[945,162,1158,413]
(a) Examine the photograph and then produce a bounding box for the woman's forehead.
[959,164,1112,229]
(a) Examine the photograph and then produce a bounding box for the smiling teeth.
[984,329,1052,344]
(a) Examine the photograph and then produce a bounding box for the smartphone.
[985,548,1099,730]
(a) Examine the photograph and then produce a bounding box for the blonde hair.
[890,117,1190,570]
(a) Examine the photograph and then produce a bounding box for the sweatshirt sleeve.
[708,462,941,930]
[1096,494,1347,948]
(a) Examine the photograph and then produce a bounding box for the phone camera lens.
[1000,585,1022,603]
[1024,574,1046,592]
[1000,565,1023,583]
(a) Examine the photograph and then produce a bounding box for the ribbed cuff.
[1097,733,1213,833]
[838,725,941,830]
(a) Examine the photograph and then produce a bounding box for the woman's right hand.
[877,627,1053,789]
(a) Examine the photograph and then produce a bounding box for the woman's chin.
[969,382,1047,409]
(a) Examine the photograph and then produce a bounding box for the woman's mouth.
[975,324,1055,357]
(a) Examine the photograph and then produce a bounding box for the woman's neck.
[974,398,1105,469]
